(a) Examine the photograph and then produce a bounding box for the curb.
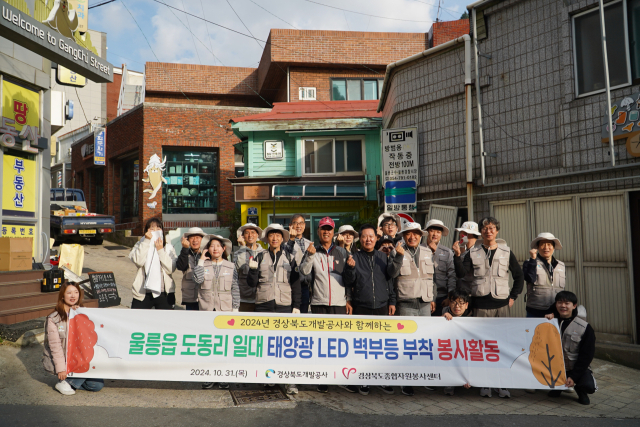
[595,341,640,371]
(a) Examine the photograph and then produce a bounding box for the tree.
[460,11,469,19]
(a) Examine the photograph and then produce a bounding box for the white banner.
[66,309,568,389]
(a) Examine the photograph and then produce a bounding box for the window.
[299,87,316,100]
[331,79,385,100]
[573,0,632,96]
[162,150,218,215]
[303,138,364,175]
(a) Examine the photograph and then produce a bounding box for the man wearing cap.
[176,227,207,310]
[523,233,566,318]
[297,217,350,394]
[388,221,436,397]
[288,214,313,313]
[234,223,265,312]
[424,219,457,316]
[452,222,482,293]
[452,216,524,399]
[375,213,402,249]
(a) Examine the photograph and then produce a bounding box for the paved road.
[2,402,640,427]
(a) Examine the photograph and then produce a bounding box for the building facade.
[379,0,640,342]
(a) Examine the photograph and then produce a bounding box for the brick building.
[379,0,640,342]
[71,29,430,235]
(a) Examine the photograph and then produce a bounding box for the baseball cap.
[318,217,335,229]
[379,234,395,244]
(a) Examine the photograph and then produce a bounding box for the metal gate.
[491,191,636,343]
[427,204,459,248]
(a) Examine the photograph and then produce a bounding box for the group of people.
[42,214,596,405]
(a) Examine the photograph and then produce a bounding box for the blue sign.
[248,207,258,215]
[385,180,416,204]
[94,128,106,166]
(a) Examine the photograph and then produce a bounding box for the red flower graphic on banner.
[67,314,98,373]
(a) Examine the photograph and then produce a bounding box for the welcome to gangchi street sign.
[0,1,113,83]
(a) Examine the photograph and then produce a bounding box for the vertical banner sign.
[70,0,89,33]
[65,309,569,390]
[94,128,105,165]
[381,128,418,213]
[2,154,36,217]
[0,80,40,154]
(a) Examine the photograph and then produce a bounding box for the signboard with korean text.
[263,140,283,160]
[66,308,568,390]
[56,65,87,87]
[70,0,88,33]
[94,127,105,165]
[1,222,36,256]
[382,127,418,213]
[88,272,121,308]
[0,79,40,154]
[2,154,36,217]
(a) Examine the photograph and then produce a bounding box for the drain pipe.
[471,7,487,186]
[464,36,474,221]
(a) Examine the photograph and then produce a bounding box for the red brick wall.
[106,70,122,122]
[145,63,260,96]
[145,93,271,108]
[430,19,469,47]
[288,67,386,102]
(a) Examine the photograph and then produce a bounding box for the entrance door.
[95,171,104,214]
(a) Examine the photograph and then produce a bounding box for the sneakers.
[218,382,230,390]
[495,388,510,398]
[547,390,562,398]
[480,387,492,397]
[359,386,370,396]
[55,380,75,396]
[202,382,215,389]
[576,389,590,405]
[317,385,329,393]
[423,386,435,391]
[338,385,359,393]
[377,386,395,395]
[444,387,455,396]
[401,386,414,396]
[286,384,298,395]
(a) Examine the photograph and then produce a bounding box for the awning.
[272,184,367,199]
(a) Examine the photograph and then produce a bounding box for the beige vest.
[42,312,66,374]
[198,259,234,312]
[181,252,198,303]
[469,243,511,299]
[526,258,566,310]
[256,251,293,306]
[395,245,435,302]
[562,317,588,371]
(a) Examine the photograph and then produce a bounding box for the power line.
[200,0,218,65]
[225,0,263,50]
[88,0,115,9]
[180,0,202,65]
[249,0,299,30]
[304,0,433,23]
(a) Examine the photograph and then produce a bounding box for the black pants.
[573,369,597,394]
[300,285,310,313]
[255,300,292,313]
[433,296,447,316]
[131,292,172,310]
[310,305,347,315]
[183,302,199,311]
[353,305,388,315]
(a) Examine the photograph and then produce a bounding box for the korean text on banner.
[1,79,40,154]
[66,309,568,390]
[94,128,105,166]
[2,154,36,217]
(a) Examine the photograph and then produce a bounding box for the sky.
[87,0,469,72]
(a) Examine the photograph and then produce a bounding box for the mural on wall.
[142,154,167,201]
[601,93,640,157]
[43,0,79,39]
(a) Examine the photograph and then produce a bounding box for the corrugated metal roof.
[231,100,382,123]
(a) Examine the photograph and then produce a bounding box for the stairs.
[0,270,98,325]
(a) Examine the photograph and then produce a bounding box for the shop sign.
[94,127,105,165]
[244,185,270,201]
[80,143,93,157]
[0,80,42,154]
[70,0,88,33]
[56,64,86,87]
[0,2,113,83]
[1,221,35,238]
[263,140,283,160]
[2,154,36,218]
[381,127,418,213]
[248,207,258,215]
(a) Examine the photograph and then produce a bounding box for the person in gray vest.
[452,216,524,398]
[234,223,265,312]
[388,222,436,397]
[247,223,304,396]
[522,233,566,318]
[452,221,482,293]
[424,219,456,316]
[195,235,238,391]
[176,227,207,311]
[288,214,313,313]
[545,291,596,405]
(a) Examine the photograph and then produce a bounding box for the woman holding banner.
[43,282,104,395]
[128,218,177,310]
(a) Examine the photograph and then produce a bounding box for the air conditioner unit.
[299,87,316,101]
